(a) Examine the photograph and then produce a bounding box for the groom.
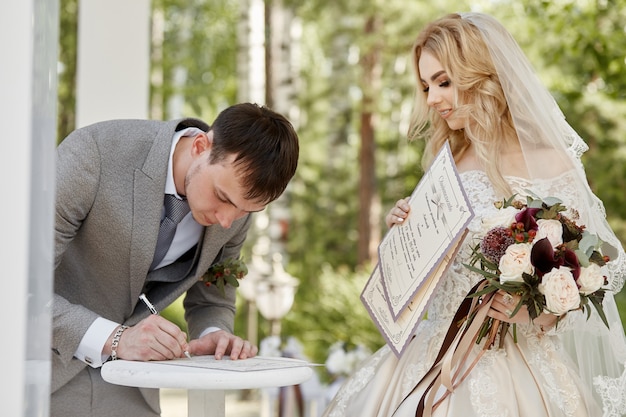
[51,103,299,416]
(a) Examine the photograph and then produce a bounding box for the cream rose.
[535,219,563,248]
[480,206,519,236]
[538,266,580,315]
[498,243,534,283]
[577,263,604,295]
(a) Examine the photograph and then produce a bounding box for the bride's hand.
[385,197,411,228]
[489,291,558,330]
[489,291,529,324]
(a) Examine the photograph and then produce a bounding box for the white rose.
[535,219,563,248]
[480,206,519,236]
[577,263,604,295]
[498,243,534,283]
[538,266,580,315]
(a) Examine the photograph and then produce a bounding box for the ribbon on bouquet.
[391,280,498,417]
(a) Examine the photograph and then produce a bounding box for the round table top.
[102,355,315,390]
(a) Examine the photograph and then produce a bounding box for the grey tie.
[150,194,190,270]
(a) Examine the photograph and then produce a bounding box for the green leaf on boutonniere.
[201,258,248,296]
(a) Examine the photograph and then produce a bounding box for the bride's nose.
[426,90,442,107]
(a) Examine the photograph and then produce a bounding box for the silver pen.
[139,293,192,359]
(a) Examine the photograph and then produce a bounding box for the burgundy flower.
[515,208,540,232]
[480,227,515,264]
[562,248,580,280]
[530,237,563,276]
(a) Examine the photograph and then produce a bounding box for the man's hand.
[188,330,258,360]
[104,315,190,361]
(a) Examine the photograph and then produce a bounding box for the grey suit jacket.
[51,118,252,411]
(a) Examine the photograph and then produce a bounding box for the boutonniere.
[201,258,248,295]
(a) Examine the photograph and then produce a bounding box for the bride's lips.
[438,109,452,119]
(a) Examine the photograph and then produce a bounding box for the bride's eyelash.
[423,79,451,93]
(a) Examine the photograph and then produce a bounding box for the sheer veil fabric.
[461,12,626,414]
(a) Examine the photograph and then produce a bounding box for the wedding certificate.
[153,355,317,372]
[360,237,463,357]
[361,142,473,357]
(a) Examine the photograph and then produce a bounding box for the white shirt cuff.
[199,327,221,338]
[75,317,120,368]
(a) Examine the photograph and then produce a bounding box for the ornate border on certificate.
[360,233,464,357]
[377,142,473,320]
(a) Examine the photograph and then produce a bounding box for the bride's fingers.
[386,198,411,228]
[386,211,405,228]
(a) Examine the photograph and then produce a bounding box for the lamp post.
[255,253,299,336]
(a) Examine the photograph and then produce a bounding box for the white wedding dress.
[323,170,626,417]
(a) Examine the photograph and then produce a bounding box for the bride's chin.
[445,118,465,131]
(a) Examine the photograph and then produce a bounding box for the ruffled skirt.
[322,319,601,417]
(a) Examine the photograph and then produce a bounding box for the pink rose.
[535,219,563,248]
[577,263,604,295]
[498,243,534,283]
[538,266,580,315]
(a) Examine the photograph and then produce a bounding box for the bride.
[323,12,626,417]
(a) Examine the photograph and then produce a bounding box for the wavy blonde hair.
[408,13,517,196]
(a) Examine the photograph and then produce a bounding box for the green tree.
[150,0,240,120]
[57,0,78,143]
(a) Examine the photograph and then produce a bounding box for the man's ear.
[191,131,213,156]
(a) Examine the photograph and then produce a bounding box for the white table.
[101,355,314,417]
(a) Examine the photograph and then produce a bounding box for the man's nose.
[215,206,244,229]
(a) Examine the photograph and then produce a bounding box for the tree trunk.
[265,0,298,262]
[357,15,383,266]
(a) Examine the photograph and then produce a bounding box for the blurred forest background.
[57,0,626,381]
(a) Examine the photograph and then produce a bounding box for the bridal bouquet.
[464,195,610,348]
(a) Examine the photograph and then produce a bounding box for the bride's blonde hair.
[408,13,517,196]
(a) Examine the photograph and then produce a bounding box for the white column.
[237,0,266,104]
[76,0,151,127]
[0,0,58,415]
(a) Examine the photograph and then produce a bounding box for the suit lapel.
[129,119,180,306]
